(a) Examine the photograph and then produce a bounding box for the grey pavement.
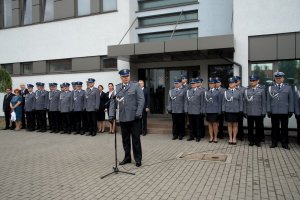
[0,130,300,200]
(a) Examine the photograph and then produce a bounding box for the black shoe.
[142,132,147,136]
[91,133,96,137]
[50,130,55,133]
[249,142,255,146]
[80,132,85,135]
[55,130,60,133]
[172,136,178,140]
[209,140,213,143]
[255,142,261,147]
[119,159,131,165]
[37,129,42,132]
[282,144,290,150]
[213,140,218,143]
[196,138,200,142]
[85,133,91,136]
[178,137,183,140]
[40,130,47,133]
[270,143,277,148]
[136,162,142,167]
[187,138,194,141]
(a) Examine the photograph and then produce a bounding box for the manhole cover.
[178,152,231,163]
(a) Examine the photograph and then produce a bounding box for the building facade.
[1,0,300,128]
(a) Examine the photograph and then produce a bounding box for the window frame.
[100,56,117,71]
[138,0,199,12]
[1,63,13,74]
[47,59,72,74]
[100,0,117,13]
[21,62,33,75]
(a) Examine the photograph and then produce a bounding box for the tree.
[0,68,12,92]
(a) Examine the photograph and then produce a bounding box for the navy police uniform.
[72,82,86,134]
[24,84,36,131]
[48,83,61,133]
[34,82,49,132]
[59,82,73,134]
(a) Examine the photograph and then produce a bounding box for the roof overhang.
[108,34,234,63]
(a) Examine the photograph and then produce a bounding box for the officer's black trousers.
[271,114,289,145]
[82,111,88,132]
[172,113,185,138]
[74,111,83,132]
[86,111,97,134]
[237,113,244,139]
[48,111,60,131]
[26,111,35,130]
[188,114,200,139]
[21,106,26,128]
[247,116,264,143]
[61,112,71,132]
[4,111,11,129]
[140,110,148,134]
[199,115,205,138]
[120,119,142,162]
[218,114,225,138]
[36,110,47,131]
[296,118,300,144]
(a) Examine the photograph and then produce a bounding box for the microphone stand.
[101,86,135,179]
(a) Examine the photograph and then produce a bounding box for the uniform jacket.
[167,88,185,114]
[59,91,73,113]
[3,93,14,112]
[222,89,243,113]
[267,84,294,114]
[243,86,266,116]
[24,92,35,112]
[142,87,150,109]
[184,87,202,115]
[85,87,100,112]
[48,90,61,112]
[109,81,145,122]
[34,90,49,110]
[203,89,222,114]
[73,90,86,112]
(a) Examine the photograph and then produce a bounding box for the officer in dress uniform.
[235,76,246,141]
[167,79,186,140]
[109,69,145,167]
[85,78,100,136]
[257,83,267,142]
[72,81,86,135]
[204,78,222,143]
[181,75,189,89]
[59,82,73,134]
[48,83,61,133]
[215,77,226,139]
[184,78,203,142]
[243,75,266,147]
[70,82,77,132]
[196,77,206,138]
[24,84,36,131]
[34,82,49,132]
[267,72,294,150]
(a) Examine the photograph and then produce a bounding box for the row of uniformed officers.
[24,78,102,136]
[168,71,298,150]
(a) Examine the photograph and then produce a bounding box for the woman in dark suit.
[106,83,115,134]
[97,85,108,133]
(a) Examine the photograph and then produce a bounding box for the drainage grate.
[177,152,231,163]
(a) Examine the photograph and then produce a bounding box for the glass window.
[139,10,198,27]
[139,0,198,11]
[139,28,198,42]
[21,62,33,75]
[24,0,32,25]
[249,60,300,86]
[44,0,54,22]
[48,59,71,73]
[101,0,117,12]
[1,64,13,74]
[77,0,91,16]
[3,0,12,27]
[101,56,117,70]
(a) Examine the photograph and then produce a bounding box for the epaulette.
[116,83,122,86]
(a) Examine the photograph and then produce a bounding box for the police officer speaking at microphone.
[267,72,294,150]
[109,69,145,167]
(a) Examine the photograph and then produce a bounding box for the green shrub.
[0,68,12,92]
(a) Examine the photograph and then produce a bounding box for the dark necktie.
[278,84,281,89]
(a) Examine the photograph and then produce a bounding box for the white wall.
[233,0,300,128]
[0,0,131,64]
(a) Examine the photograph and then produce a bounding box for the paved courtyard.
[0,130,300,200]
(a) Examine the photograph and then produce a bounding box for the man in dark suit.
[20,83,29,129]
[139,80,150,136]
[2,88,15,130]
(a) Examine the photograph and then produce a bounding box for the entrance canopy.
[107,34,234,63]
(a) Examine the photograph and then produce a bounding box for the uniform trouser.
[188,114,200,139]
[36,110,47,131]
[120,119,142,162]
[82,111,88,132]
[237,113,244,139]
[140,110,147,134]
[70,111,76,131]
[199,115,205,138]
[48,111,60,131]
[21,106,26,128]
[218,114,224,137]
[26,111,35,130]
[296,118,300,144]
[86,111,97,133]
[271,114,289,145]
[247,116,264,143]
[172,113,185,138]
[4,111,11,128]
[74,111,83,132]
[61,112,71,132]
